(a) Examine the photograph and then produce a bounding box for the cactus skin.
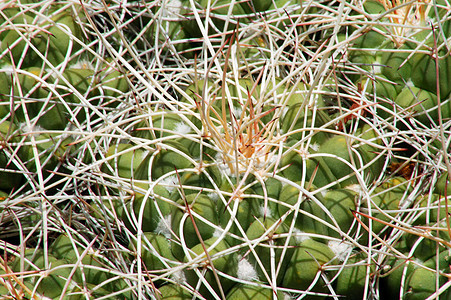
[411,53,451,99]
[278,183,329,237]
[0,8,83,68]
[381,45,413,86]
[405,267,446,300]
[103,144,151,180]
[323,188,356,238]
[171,193,219,260]
[157,284,193,299]
[50,234,110,285]
[335,253,374,300]
[10,248,75,299]
[184,237,236,299]
[130,232,177,272]
[131,183,172,232]
[395,86,444,126]
[0,121,24,190]
[227,284,286,299]
[435,172,451,197]
[245,217,295,284]
[282,238,336,292]
[49,234,132,298]
[382,255,418,298]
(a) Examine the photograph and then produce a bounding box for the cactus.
[1,0,451,299]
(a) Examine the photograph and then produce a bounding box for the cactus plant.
[1,0,451,299]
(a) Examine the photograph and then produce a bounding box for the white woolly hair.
[292,228,311,244]
[237,256,258,281]
[174,121,192,135]
[160,175,179,193]
[328,240,353,262]
[155,215,172,239]
[257,205,273,218]
[20,123,45,134]
[171,269,186,284]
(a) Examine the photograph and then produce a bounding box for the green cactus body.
[5,67,66,129]
[318,135,357,186]
[48,11,82,56]
[227,283,286,299]
[14,67,95,130]
[100,69,129,98]
[383,255,417,297]
[434,172,451,197]
[239,0,272,14]
[220,197,254,246]
[282,104,331,144]
[252,177,283,217]
[424,249,451,275]
[405,267,446,300]
[414,193,450,226]
[245,217,295,284]
[50,234,84,262]
[380,44,414,86]
[240,34,271,61]
[358,75,399,101]
[49,235,112,285]
[157,283,193,299]
[278,182,329,237]
[180,164,223,194]
[183,0,245,37]
[362,0,385,15]
[275,80,324,108]
[335,253,374,300]
[10,248,77,299]
[429,136,450,157]
[7,67,49,99]
[0,120,24,189]
[0,24,48,68]
[411,52,451,99]
[20,131,72,173]
[395,85,446,126]
[184,237,236,298]
[171,193,219,260]
[0,8,24,35]
[131,232,177,273]
[281,139,336,186]
[144,0,192,53]
[253,177,282,201]
[103,144,152,180]
[354,124,384,181]
[348,48,384,80]
[199,0,245,16]
[147,112,195,140]
[405,232,449,263]
[379,176,412,193]
[49,234,131,300]
[64,283,120,299]
[348,30,394,82]
[216,182,262,246]
[0,72,11,118]
[132,182,173,232]
[61,67,97,105]
[0,9,82,68]
[0,282,12,299]
[296,195,330,237]
[151,140,194,180]
[282,238,336,292]
[361,187,402,240]
[306,125,382,188]
[6,66,95,130]
[323,188,357,238]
